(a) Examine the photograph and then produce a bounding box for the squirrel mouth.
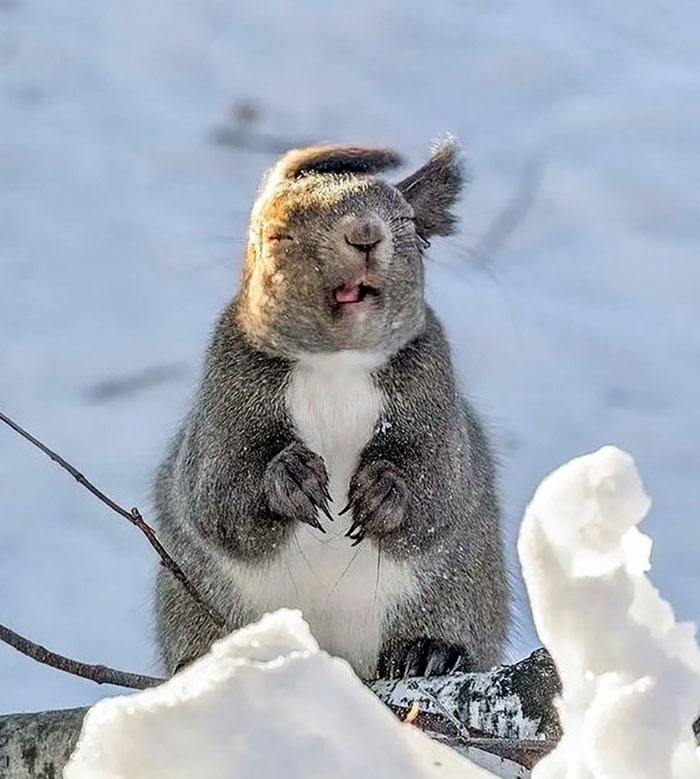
[332,282,379,307]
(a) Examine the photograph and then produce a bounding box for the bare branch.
[470,154,545,267]
[0,620,163,690]
[0,409,227,630]
[211,126,314,155]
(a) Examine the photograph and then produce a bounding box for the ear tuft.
[396,136,465,237]
[275,145,403,179]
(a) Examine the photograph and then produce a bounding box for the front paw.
[377,638,472,679]
[341,460,409,546]
[263,442,332,533]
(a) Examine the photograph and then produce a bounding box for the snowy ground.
[1,0,699,713]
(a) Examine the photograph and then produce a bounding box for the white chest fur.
[231,350,416,677]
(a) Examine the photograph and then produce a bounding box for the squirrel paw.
[377,638,472,680]
[264,442,332,532]
[341,460,408,546]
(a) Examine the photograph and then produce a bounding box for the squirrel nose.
[344,235,382,254]
[344,219,384,255]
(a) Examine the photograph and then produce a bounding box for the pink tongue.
[334,284,362,303]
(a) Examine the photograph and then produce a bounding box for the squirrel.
[153,139,508,680]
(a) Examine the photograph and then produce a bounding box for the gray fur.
[396,138,464,237]
[153,139,508,678]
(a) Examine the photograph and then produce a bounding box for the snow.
[519,446,700,778]
[1,0,700,714]
[64,609,491,779]
[63,447,700,779]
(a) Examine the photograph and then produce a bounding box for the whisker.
[293,531,327,592]
[324,545,362,606]
[373,541,382,612]
[199,235,248,244]
[479,262,524,347]
[447,153,545,269]
[284,556,299,599]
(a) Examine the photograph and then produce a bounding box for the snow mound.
[519,445,700,778]
[64,609,490,779]
[65,446,700,778]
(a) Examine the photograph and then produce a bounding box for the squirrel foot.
[377,638,472,680]
[264,442,332,533]
[341,460,409,546]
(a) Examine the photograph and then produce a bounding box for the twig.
[411,679,472,740]
[431,731,555,769]
[403,681,555,767]
[0,409,227,630]
[0,620,163,690]
[470,154,545,267]
[211,126,314,155]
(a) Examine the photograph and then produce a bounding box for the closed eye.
[268,234,294,242]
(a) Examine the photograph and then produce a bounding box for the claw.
[304,489,333,524]
[317,501,334,523]
[345,518,362,538]
[339,500,354,516]
[303,514,326,533]
[350,534,364,547]
[288,471,332,528]
[322,484,333,504]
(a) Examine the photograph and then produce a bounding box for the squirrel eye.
[268,234,294,242]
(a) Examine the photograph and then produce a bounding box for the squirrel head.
[237,138,464,356]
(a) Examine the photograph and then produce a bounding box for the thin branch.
[431,731,555,769]
[410,678,472,740]
[0,620,163,690]
[0,409,227,630]
[211,125,314,155]
[470,154,546,267]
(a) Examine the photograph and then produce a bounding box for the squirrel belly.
[224,350,418,677]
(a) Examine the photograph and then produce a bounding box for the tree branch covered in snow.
[0,708,89,778]
[0,409,227,630]
[372,648,561,769]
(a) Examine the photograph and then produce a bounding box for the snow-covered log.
[372,648,561,769]
[0,646,560,778]
[0,707,87,778]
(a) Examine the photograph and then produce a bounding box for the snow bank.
[519,446,700,778]
[64,447,700,779]
[64,609,491,779]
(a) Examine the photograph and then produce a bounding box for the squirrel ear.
[396,138,465,237]
[275,145,403,179]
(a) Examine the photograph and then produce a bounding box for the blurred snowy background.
[1,0,699,713]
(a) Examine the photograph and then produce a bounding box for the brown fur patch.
[276,145,403,179]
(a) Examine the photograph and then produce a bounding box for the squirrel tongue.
[334,283,362,304]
